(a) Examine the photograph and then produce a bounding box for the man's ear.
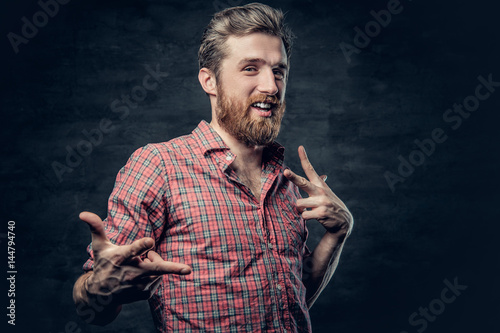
[198,68,217,96]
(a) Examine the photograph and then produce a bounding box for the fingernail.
[181,268,191,274]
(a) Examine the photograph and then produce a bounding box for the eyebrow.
[238,58,288,70]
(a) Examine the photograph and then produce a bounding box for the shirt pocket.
[279,197,307,254]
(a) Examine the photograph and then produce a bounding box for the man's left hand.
[284,146,353,238]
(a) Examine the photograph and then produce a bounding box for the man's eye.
[244,67,257,72]
[274,70,284,79]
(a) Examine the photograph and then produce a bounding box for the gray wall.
[2,0,499,332]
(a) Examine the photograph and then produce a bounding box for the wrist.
[324,229,347,243]
[73,272,93,306]
[84,274,90,293]
[324,220,352,239]
[74,272,122,325]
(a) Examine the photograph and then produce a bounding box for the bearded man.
[73,3,353,332]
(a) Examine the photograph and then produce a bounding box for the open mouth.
[251,102,275,117]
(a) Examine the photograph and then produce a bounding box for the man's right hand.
[74,211,191,324]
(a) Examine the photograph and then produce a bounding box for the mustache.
[248,94,281,106]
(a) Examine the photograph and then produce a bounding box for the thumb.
[79,211,110,249]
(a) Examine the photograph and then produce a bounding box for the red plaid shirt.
[84,121,312,332]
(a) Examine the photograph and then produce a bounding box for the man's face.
[215,32,288,147]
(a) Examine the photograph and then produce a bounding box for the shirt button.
[276,283,282,290]
[226,155,231,161]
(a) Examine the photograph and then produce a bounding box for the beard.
[215,84,286,147]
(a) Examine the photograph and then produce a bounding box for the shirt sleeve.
[83,144,169,271]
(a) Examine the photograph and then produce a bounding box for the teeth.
[253,102,271,109]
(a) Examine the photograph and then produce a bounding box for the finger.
[145,250,192,276]
[143,275,162,291]
[138,257,192,276]
[122,237,155,260]
[132,275,163,301]
[301,209,321,221]
[147,275,163,295]
[128,275,163,299]
[79,211,111,249]
[296,197,321,211]
[298,146,322,185]
[284,168,320,196]
[146,251,191,274]
[147,250,164,262]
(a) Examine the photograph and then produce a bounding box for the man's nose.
[257,69,279,96]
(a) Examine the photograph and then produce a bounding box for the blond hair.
[198,2,294,79]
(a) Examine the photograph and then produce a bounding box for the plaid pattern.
[83,121,312,332]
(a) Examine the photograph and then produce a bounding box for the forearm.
[73,271,122,326]
[303,231,347,308]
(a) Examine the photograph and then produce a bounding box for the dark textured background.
[2,0,500,332]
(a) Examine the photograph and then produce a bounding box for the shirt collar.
[192,120,230,154]
[192,120,285,166]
